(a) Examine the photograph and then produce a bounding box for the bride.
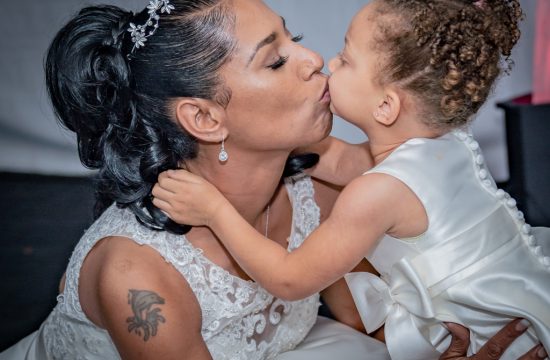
[0,0,531,359]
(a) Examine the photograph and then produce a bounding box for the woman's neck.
[185,146,290,226]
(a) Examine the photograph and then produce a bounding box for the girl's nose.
[328,56,339,74]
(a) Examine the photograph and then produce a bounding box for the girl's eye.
[291,34,304,43]
[268,56,289,70]
[338,52,347,65]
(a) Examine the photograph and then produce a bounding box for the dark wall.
[0,173,95,351]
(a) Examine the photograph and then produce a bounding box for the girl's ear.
[373,89,401,127]
[173,98,228,142]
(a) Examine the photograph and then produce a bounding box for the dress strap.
[285,174,320,251]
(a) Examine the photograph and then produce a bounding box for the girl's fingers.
[151,196,172,214]
[167,169,205,184]
[152,183,178,202]
[157,176,190,194]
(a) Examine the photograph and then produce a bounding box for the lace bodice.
[40,174,321,359]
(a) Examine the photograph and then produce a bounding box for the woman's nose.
[300,48,324,80]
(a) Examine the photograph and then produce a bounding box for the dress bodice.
[39,174,321,360]
[346,130,550,360]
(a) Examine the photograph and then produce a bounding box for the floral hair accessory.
[473,0,485,9]
[127,0,175,57]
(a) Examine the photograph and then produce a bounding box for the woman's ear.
[174,98,228,142]
[373,89,401,127]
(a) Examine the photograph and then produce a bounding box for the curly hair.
[370,0,522,130]
[46,1,318,235]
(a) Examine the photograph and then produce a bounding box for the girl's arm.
[298,136,373,186]
[311,177,374,332]
[153,170,397,301]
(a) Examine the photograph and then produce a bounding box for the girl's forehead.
[347,6,378,49]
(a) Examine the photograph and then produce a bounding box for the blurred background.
[0,0,548,352]
[0,0,540,179]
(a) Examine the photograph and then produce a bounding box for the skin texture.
[60,0,368,359]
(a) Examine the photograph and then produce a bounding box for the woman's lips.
[319,84,331,103]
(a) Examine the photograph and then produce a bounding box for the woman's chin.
[315,113,334,142]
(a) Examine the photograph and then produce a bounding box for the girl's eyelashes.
[268,56,289,70]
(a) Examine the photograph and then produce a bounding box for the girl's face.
[220,0,333,153]
[327,3,384,128]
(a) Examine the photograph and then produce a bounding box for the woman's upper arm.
[94,237,212,360]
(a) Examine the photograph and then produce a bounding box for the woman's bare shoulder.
[78,235,209,358]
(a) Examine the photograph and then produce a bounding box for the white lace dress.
[1,175,388,360]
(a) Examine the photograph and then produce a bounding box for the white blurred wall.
[0,0,537,179]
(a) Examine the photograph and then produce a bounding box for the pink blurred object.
[533,0,550,105]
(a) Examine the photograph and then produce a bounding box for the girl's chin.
[329,103,339,117]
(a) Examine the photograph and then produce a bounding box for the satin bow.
[345,258,441,359]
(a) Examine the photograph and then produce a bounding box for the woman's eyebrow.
[247,32,277,66]
[246,17,287,67]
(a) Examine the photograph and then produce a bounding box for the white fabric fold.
[345,258,440,359]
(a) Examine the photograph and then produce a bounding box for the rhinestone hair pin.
[127,0,175,57]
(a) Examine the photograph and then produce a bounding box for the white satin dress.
[346,130,550,360]
[0,175,388,360]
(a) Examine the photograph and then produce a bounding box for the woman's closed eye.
[268,56,289,70]
[267,34,304,70]
[291,34,304,43]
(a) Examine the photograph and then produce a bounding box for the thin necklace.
[264,205,270,238]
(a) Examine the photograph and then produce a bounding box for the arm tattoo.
[127,289,166,341]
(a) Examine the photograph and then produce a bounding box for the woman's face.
[220,0,332,153]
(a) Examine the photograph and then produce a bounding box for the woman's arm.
[81,236,212,360]
[153,171,399,301]
[298,136,373,186]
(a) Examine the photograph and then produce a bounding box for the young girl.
[152,0,550,359]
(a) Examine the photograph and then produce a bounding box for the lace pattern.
[43,175,321,359]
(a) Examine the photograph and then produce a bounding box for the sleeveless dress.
[1,175,389,360]
[345,130,550,360]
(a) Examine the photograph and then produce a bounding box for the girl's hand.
[440,319,547,359]
[152,170,229,227]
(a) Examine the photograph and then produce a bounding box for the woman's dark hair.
[46,1,317,234]
[371,0,522,130]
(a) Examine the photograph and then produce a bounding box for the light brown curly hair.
[370,0,522,131]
